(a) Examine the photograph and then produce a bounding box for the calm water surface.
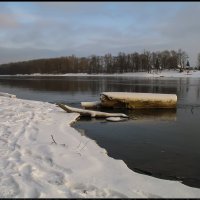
[0,76,200,188]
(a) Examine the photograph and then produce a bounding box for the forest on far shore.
[0,49,199,75]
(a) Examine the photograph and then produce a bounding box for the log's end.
[81,101,101,109]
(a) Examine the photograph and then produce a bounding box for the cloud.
[0,13,19,28]
[150,3,200,65]
[0,2,200,66]
[159,4,200,39]
[0,46,70,64]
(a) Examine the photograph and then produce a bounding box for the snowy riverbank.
[1,93,200,198]
[1,70,200,78]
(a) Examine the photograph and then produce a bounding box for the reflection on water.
[1,76,200,188]
[127,109,177,121]
[74,106,200,188]
[85,108,177,121]
[0,76,200,107]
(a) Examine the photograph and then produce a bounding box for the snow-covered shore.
[1,94,200,198]
[1,70,200,78]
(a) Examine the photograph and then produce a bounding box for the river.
[0,76,200,188]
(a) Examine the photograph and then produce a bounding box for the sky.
[0,2,200,66]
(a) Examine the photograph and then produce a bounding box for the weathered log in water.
[58,103,128,118]
[100,92,177,109]
[81,101,101,109]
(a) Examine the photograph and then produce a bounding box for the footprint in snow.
[0,175,20,198]
[69,182,128,198]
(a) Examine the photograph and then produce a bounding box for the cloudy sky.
[0,2,200,65]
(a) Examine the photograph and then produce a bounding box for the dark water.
[1,76,200,188]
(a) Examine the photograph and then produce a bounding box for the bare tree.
[0,49,190,75]
[143,50,151,73]
[197,53,200,70]
[155,58,160,73]
[178,49,188,72]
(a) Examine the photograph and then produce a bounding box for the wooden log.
[100,92,177,109]
[81,101,101,109]
[57,103,128,118]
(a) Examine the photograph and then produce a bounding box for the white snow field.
[1,93,200,198]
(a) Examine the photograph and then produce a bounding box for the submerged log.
[58,103,128,118]
[100,92,177,109]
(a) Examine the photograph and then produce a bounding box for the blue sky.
[0,2,200,65]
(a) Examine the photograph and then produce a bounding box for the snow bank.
[1,70,200,78]
[1,94,200,198]
[0,92,16,98]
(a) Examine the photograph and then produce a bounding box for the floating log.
[100,92,177,109]
[58,103,128,118]
[81,101,101,109]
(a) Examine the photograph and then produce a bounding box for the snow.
[1,93,200,198]
[106,117,128,122]
[0,92,16,98]
[81,101,101,109]
[1,70,200,78]
[101,92,177,102]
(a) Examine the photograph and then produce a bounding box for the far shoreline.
[0,70,200,78]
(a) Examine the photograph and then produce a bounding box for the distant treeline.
[0,49,192,75]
